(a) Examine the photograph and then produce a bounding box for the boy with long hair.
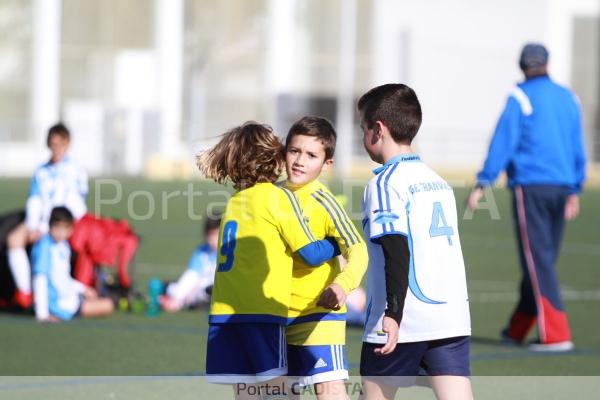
[197,121,339,398]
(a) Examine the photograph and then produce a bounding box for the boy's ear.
[321,158,334,172]
[374,121,385,136]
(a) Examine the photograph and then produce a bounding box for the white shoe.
[528,340,574,352]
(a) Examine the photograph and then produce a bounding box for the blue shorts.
[360,336,470,386]
[206,323,287,384]
[287,344,348,387]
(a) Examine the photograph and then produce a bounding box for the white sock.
[8,248,31,294]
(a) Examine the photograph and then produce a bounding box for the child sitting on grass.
[33,207,113,322]
[160,214,220,312]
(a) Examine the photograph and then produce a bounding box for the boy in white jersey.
[5,123,87,309]
[357,84,472,400]
[32,207,113,322]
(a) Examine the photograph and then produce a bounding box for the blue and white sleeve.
[33,275,49,320]
[78,167,89,197]
[186,248,205,274]
[31,238,52,275]
[31,239,52,320]
[25,173,43,231]
[367,178,408,242]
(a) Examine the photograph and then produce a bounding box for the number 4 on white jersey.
[429,202,454,245]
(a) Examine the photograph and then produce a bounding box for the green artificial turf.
[1,177,598,398]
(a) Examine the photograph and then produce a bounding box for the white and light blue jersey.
[187,243,217,277]
[26,156,88,233]
[362,154,471,344]
[32,234,85,320]
[166,243,217,304]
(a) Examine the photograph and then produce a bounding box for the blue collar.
[45,155,71,168]
[525,73,549,81]
[372,154,421,175]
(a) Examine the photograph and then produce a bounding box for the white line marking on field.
[468,280,516,291]
[470,289,600,303]
[134,266,600,303]
[461,235,600,257]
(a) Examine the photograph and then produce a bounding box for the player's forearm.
[332,242,368,294]
[25,196,43,231]
[572,128,586,194]
[171,270,203,302]
[33,274,49,320]
[477,146,511,186]
[377,234,410,324]
[296,237,341,266]
[72,279,88,295]
[478,99,522,186]
[79,170,89,196]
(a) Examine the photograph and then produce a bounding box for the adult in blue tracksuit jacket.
[467,43,586,352]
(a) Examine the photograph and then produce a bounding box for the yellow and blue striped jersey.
[209,182,317,325]
[286,180,368,345]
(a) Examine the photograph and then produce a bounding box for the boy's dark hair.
[47,122,70,145]
[204,214,222,233]
[357,84,422,144]
[49,206,74,226]
[285,116,337,159]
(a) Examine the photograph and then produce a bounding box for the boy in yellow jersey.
[197,122,340,398]
[284,117,368,399]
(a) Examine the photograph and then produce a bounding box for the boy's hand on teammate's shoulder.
[374,316,399,356]
[466,187,484,211]
[316,283,346,311]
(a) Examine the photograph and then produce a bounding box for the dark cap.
[519,43,549,71]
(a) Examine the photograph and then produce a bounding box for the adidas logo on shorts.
[314,358,328,369]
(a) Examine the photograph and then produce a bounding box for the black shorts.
[360,336,470,386]
[0,209,25,243]
[73,294,86,318]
